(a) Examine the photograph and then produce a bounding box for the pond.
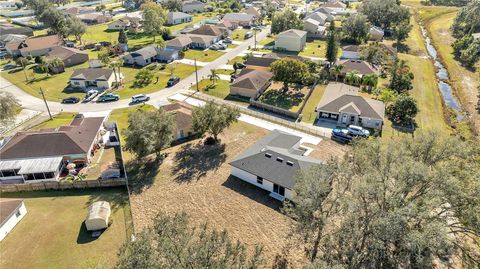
[420,25,464,120]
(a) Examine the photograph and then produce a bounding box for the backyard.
[301,84,327,124]
[299,39,328,58]
[183,49,225,62]
[258,83,310,112]
[0,188,131,269]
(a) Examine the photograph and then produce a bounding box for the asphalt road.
[0,27,270,113]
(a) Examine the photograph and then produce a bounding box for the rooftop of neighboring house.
[78,12,111,21]
[276,29,307,38]
[245,6,261,17]
[188,34,216,44]
[370,26,384,35]
[263,52,304,62]
[0,34,26,44]
[337,59,378,75]
[230,68,273,91]
[188,24,226,36]
[473,32,480,39]
[0,115,104,160]
[70,68,114,81]
[167,35,193,47]
[320,0,346,9]
[316,83,385,120]
[167,11,192,21]
[128,45,159,59]
[5,35,62,53]
[230,129,322,190]
[0,199,24,227]
[222,12,256,22]
[244,56,278,68]
[161,102,193,132]
[305,12,329,24]
[45,46,88,61]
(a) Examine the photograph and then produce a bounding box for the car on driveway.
[223,37,233,44]
[347,125,370,137]
[62,96,80,104]
[167,76,180,87]
[83,89,99,103]
[98,93,120,102]
[234,62,246,69]
[131,94,150,104]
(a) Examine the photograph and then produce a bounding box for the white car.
[83,89,99,102]
[100,168,121,179]
[347,125,370,137]
[131,94,150,103]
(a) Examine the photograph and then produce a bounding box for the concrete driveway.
[0,27,271,113]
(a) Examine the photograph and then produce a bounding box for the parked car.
[244,31,253,39]
[223,37,233,44]
[331,128,353,144]
[98,93,120,102]
[210,44,220,50]
[243,25,252,29]
[167,76,180,87]
[251,26,261,31]
[100,168,121,179]
[83,89,99,102]
[2,64,17,70]
[347,125,370,137]
[62,96,80,104]
[131,94,150,104]
[234,62,247,69]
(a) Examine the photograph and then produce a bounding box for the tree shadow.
[172,142,226,183]
[124,157,162,194]
[393,42,410,53]
[76,222,99,244]
[221,176,282,211]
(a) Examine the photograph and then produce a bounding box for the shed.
[85,201,111,231]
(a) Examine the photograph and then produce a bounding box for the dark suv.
[167,76,180,87]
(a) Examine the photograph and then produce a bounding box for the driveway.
[0,27,271,113]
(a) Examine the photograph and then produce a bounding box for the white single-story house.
[0,199,27,241]
[274,29,307,52]
[341,45,361,59]
[69,68,121,90]
[316,83,385,129]
[0,115,106,184]
[230,68,273,98]
[5,35,63,57]
[166,11,192,25]
[230,130,322,201]
[122,46,179,66]
[182,0,205,13]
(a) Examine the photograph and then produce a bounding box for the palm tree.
[155,37,166,49]
[15,57,30,81]
[49,58,64,73]
[208,69,220,85]
[330,64,344,81]
[362,74,379,92]
[110,59,123,86]
[345,71,359,85]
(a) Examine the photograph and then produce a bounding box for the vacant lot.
[302,84,326,124]
[183,49,225,62]
[0,188,131,269]
[193,79,230,99]
[258,83,310,112]
[299,39,327,58]
[126,121,345,266]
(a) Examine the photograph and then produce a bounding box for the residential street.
[0,27,270,113]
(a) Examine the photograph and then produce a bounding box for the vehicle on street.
[62,96,80,104]
[83,89,99,102]
[131,94,150,104]
[98,93,120,102]
[244,31,253,39]
[347,125,370,137]
[167,76,180,87]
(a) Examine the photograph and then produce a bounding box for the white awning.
[0,157,63,174]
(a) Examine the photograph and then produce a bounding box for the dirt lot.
[126,122,346,266]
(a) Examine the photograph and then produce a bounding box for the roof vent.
[276,157,283,163]
[286,161,294,166]
[265,153,272,158]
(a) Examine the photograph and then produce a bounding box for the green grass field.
[301,84,326,124]
[192,79,231,99]
[109,104,156,142]
[30,112,78,130]
[0,188,131,269]
[299,40,328,58]
[183,49,225,62]
[231,29,251,41]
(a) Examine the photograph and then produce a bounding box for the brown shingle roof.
[6,35,62,53]
[167,35,192,47]
[45,46,88,61]
[0,116,104,160]
[230,69,273,91]
[70,68,114,81]
[338,60,377,75]
[0,199,24,227]
[244,56,277,68]
[161,102,193,132]
[188,25,226,37]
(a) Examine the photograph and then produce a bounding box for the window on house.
[265,153,272,158]
[15,211,21,218]
[256,176,263,185]
[273,184,285,196]
[276,157,283,163]
[286,161,294,166]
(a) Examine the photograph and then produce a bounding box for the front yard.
[192,79,231,99]
[0,188,131,269]
[258,83,310,113]
[183,49,225,62]
[231,29,251,41]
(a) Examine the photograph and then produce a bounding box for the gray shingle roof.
[70,68,114,81]
[337,59,377,75]
[223,13,255,22]
[167,11,192,21]
[230,69,272,91]
[230,130,322,190]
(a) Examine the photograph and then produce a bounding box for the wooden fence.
[0,179,127,193]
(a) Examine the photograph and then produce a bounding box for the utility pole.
[39,88,52,120]
[194,58,199,92]
[254,29,257,50]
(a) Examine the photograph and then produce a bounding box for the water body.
[420,25,464,120]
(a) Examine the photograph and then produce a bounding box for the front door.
[273,184,285,196]
[341,114,348,124]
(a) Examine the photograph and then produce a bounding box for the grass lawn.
[30,112,77,130]
[183,49,225,62]
[216,69,236,75]
[193,79,231,99]
[258,84,309,112]
[0,188,131,269]
[115,63,196,99]
[227,56,244,65]
[0,62,89,102]
[258,37,275,46]
[299,40,327,58]
[301,84,326,124]
[108,104,156,142]
[231,29,250,41]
